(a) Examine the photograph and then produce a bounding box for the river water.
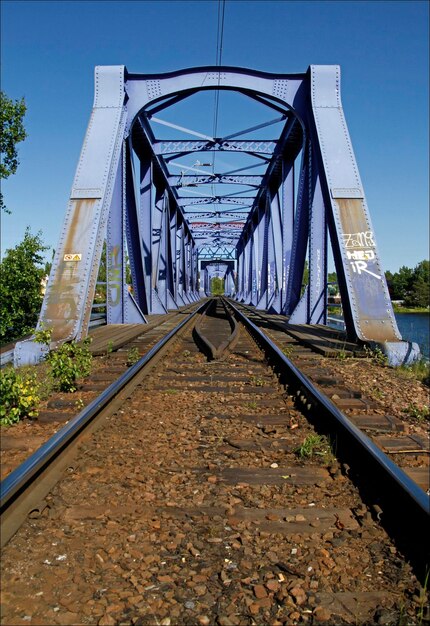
[327,312,429,360]
[395,313,429,360]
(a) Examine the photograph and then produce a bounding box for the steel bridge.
[15,65,419,366]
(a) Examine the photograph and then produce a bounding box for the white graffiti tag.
[346,250,375,261]
[342,231,375,249]
[342,231,381,280]
[349,260,382,280]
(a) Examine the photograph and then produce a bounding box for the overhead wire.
[210,0,226,237]
[213,0,226,142]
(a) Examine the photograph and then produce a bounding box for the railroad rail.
[230,300,430,501]
[1,299,429,625]
[229,300,429,506]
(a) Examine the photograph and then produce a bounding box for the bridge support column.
[284,145,310,319]
[125,142,149,316]
[243,236,253,305]
[255,203,269,310]
[279,160,295,314]
[235,241,244,301]
[225,267,235,296]
[289,140,328,325]
[107,144,147,325]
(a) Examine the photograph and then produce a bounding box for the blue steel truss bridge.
[14,65,420,367]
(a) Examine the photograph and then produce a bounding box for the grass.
[126,347,140,366]
[369,386,384,400]
[402,403,429,422]
[418,568,429,625]
[364,345,389,367]
[396,358,430,386]
[336,349,348,360]
[294,434,335,464]
[250,376,265,387]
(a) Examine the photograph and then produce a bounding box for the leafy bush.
[48,339,92,392]
[0,368,40,425]
[33,325,52,346]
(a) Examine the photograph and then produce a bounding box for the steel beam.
[170,175,262,188]
[154,140,277,156]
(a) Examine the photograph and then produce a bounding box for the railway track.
[1,299,429,625]
[231,300,430,501]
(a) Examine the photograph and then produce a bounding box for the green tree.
[211,277,224,295]
[0,92,27,213]
[0,228,48,344]
[385,270,394,295]
[327,271,338,295]
[43,248,55,278]
[404,260,429,308]
[386,260,429,307]
[386,265,414,301]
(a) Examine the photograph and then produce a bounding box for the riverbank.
[393,306,429,314]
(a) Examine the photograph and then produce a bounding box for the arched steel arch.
[14,65,419,366]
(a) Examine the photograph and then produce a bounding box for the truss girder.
[154,140,277,156]
[15,63,415,369]
[177,197,254,207]
[169,175,263,187]
[198,248,235,260]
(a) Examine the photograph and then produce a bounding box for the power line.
[212,0,226,189]
[213,0,226,139]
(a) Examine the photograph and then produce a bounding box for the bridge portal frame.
[14,64,418,367]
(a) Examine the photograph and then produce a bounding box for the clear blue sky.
[1,0,428,273]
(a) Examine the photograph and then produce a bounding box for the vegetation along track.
[1,298,429,625]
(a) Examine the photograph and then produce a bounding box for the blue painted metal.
[14,64,418,366]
